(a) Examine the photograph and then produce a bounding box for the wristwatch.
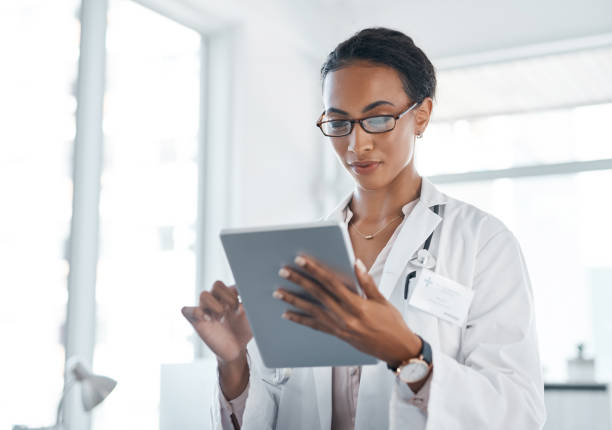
[387,334,432,384]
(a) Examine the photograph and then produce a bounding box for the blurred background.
[1,0,612,429]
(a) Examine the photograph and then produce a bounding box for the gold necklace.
[350,214,403,240]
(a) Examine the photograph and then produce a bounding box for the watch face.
[398,360,429,383]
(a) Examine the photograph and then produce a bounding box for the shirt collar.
[343,198,419,224]
[324,176,448,223]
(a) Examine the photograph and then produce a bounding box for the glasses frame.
[316,101,419,137]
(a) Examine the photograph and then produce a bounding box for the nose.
[347,123,373,154]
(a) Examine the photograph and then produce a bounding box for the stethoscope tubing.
[404,204,440,300]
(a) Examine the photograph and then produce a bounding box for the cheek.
[389,126,416,166]
[331,140,349,163]
[380,133,415,169]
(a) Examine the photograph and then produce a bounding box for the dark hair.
[320,27,436,103]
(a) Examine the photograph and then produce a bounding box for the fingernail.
[278,267,290,278]
[282,312,289,319]
[273,290,283,299]
[355,258,367,274]
[294,255,306,267]
[203,312,211,321]
[181,308,195,323]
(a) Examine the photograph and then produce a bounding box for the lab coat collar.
[324,176,448,222]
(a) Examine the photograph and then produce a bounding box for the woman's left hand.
[274,254,421,366]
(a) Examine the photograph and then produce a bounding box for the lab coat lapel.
[313,366,332,430]
[378,200,442,300]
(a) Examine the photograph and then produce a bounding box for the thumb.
[354,259,385,301]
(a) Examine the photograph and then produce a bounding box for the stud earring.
[416,132,423,139]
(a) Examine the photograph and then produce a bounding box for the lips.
[349,161,381,175]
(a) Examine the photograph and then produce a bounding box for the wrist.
[218,353,249,401]
[218,351,247,373]
[387,331,422,369]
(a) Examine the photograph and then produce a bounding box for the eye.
[322,120,351,136]
[328,120,349,130]
[363,116,394,130]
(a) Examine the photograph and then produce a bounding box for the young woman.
[182,28,546,430]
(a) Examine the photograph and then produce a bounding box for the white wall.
[232,22,329,226]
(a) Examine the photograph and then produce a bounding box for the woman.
[182,27,546,430]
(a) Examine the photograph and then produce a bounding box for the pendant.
[365,235,373,240]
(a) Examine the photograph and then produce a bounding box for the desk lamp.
[13,356,117,430]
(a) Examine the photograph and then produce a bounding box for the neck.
[350,166,422,223]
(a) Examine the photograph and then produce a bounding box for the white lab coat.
[211,177,546,430]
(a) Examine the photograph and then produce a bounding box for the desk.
[160,359,217,430]
[544,383,611,430]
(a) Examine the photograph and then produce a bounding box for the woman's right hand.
[181,280,253,364]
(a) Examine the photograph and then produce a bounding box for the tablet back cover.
[220,221,378,368]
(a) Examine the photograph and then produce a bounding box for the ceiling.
[139,0,612,120]
[275,0,612,62]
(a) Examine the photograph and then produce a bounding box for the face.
[321,61,431,190]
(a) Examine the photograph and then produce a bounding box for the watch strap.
[419,335,432,365]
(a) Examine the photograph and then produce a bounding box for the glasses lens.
[321,120,352,137]
[362,116,395,133]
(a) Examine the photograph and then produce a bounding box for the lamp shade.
[81,373,117,411]
[70,360,117,411]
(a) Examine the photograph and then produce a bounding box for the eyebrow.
[325,100,395,116]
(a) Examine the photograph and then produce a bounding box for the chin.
[352,174,391,191]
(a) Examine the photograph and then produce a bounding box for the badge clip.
[410,249,436,269]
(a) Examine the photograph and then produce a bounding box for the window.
[420,103,612,175]
[92,1,201,428]
[0,0,80,427]
[438,171,612,381]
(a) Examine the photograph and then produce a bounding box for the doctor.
[182,27,546,429]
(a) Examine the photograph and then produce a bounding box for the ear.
[414,97,433,136]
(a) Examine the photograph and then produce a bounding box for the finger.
[282,310,338,337]
[228,285,239,297]
[279,267,353,318]
[273,288,336,328]
[354,259,385,301]
[294,255,359,309]
[211,280,239,311]
[199,290,225,319]
[181,306,211,325]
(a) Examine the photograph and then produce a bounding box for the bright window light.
[0,1,79,428]
[92,1,201,428]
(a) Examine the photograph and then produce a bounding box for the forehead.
[322,62,408,111]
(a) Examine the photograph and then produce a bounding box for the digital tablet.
[220,220,378,368]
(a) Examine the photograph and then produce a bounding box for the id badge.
[408,268,474,326]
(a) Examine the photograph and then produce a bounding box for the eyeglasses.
[316,102,419,137]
